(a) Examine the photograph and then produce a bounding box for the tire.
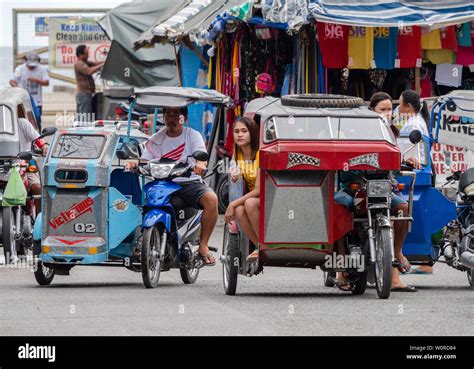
[467,268,474,289]
[141,226,163,288]
[323,270,336,287]
[374,225,393,299]
[33,241,54,286]
[180,243,200,284]
[222,224,239,295]
[281,94,365,109]
[216,174,229,214]
[2,207,20,264]
[351,270,368,295]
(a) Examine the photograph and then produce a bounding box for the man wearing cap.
[74,45,104,122]
[9,52,49,130]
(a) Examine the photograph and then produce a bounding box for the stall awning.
[134,0,252,49]
[309,0,474,28]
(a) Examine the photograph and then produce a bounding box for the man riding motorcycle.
[126,106,219,266]
[18,112,47,216]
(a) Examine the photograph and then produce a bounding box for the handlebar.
[446,171,462,182]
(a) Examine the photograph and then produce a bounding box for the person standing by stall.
[74,45,104,122]
[9,52,49,130]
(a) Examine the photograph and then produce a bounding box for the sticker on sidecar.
[112,199,128,212]
[48,197,95,230]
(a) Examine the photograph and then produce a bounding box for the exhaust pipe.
[459,236,474,269]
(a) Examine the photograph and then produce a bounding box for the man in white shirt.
[128,107,218,266]
[10,52,49,130]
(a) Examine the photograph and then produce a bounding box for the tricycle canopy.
[134,86,232,108]
[0,87,39,157]
[249,97,401,172]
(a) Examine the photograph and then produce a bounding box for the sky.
[0,0,131,47]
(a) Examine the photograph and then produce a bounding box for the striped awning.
[134,0,251,49]
[308,0,474,28]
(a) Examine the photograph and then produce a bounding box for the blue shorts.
[334,190,407,212]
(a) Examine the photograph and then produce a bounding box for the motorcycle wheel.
[323,270,336,287]
[33,241,54,286]
[180,243,200,284]
[467,268,474,288]
[222,224,239,295]
[141,225,163,288]
[2,207,20,264]
[216,174,229,214]
[374,225,392,299]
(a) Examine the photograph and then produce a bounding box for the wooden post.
[173,42,183,87]
[415,67,421,94]
[182,37,209,68]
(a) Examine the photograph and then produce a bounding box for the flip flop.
[396,256,412,274]
[330,275,353,292]
[198,252,216,267]
[391,285,417,292]
[246,249,259,261]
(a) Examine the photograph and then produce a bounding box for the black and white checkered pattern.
[287,153,321,168]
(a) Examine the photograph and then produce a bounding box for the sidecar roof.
[246,97,380,121]
[134,86,231,108]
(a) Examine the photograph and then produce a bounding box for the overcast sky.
[0,0,131,47]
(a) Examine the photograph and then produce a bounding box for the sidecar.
[32,120,148,284]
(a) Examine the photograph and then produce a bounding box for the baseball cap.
[26,52,40,67]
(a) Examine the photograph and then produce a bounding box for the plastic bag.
[2,167,27,206]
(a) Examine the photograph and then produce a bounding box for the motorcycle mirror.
[408,129,422,144]
[116,150,129,160]
[192,150,209,162]
[40,126,57,138]
[18,151,33,161]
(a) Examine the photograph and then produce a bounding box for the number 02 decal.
[74,223,96,233]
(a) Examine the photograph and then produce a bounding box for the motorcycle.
[126,148,216,287]
[439,170,474,287]
[2,127,57,264]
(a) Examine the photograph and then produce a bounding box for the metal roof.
[134,86,232,107]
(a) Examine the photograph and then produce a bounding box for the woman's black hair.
[369,92,399,137]
[369,92,392,110]
[233,116,259,160]
[401,90,430,128]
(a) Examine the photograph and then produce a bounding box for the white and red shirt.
[141,127,207,182]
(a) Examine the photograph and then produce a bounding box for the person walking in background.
[74,45,104,122]
[9,52,49,130]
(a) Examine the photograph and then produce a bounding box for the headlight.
[464,183,474,197]
[150,163,175,179]
[367,180,391,197]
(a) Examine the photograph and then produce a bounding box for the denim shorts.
[334,190,407,211]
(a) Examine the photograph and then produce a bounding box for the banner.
[48,18,110,69]
[428,91,474,186]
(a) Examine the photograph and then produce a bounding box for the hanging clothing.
[424,49,455,64]
[348,26,374,69]
[456,45,474,66]
[420,78,432,98]
[457,22,472,47]
[397,26,422,68]
[374,27,397,69]
[440,26,458,51]
[421,28,442,50]
[316,22,349,68]
[435,64,463,87]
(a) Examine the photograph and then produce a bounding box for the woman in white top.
[398,90,430,136]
